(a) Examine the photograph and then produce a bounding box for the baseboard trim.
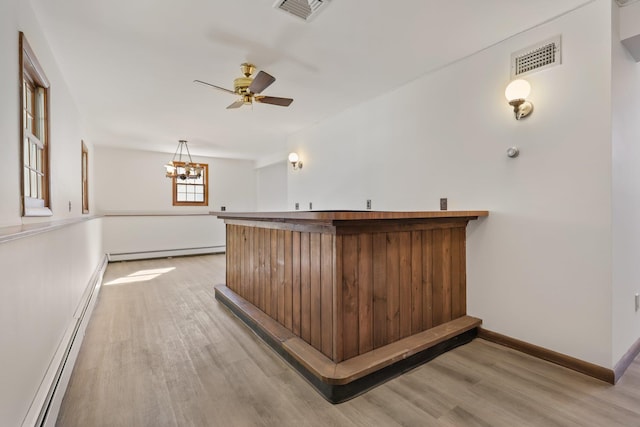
[614,336,640,383]
[478,327,615,384]
[23,254,109,427]
[107,245,225,261]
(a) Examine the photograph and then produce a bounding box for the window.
[20,32,51,216]
[172,162,209,206]
[81,141,89,214]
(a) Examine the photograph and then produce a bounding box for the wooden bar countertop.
[211,210,489,223]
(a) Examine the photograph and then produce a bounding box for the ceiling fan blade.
[226,99,245,109]
[248,71,276,94]
[194,79,235,95]
[254,96,293,107]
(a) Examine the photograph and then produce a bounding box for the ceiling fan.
[194,63,293,109]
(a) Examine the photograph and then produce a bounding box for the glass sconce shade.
[505,79,531,101]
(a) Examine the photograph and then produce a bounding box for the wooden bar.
[357,233,373,354]
[320,233,333,358]
[342,234,359,360]
[292,231,301,335]
[309,232,322,350]
[213,210,487,400]
[300,232,311,343]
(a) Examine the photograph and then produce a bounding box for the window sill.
[24,207,53,217]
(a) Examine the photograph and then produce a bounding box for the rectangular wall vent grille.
[511,36,561,78]
[616,0,640,7]
[273,0,330,21]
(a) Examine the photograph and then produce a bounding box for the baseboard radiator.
[107,245,225,262]
[22,254,109,427]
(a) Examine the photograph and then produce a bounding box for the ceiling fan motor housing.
[234,77,253,95]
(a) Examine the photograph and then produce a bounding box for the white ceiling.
[30,0,594,161]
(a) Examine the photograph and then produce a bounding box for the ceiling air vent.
[616,0,640,6]
[273,0,330,22]
[511,36,561,78]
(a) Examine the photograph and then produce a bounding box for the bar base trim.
[215,285,481,403]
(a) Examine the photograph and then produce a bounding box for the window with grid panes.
[172,162,209,206]
[20,32,51,216]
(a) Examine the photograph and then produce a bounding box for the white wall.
[0,0,20,227]
[619,0,640,41]
[0,220,103,426]
[0,2,105,425]
[18,0,93,225]
[102,215,223,257]
[0,0,95,229]
[612,2,640,365]
[257,161,288,211]
[288,0,614,367]
[95,146,257,254]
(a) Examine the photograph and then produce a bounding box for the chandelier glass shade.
[164,140,203,180]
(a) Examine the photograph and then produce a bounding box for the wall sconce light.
[288,152,303,170]
[505,79,533,120]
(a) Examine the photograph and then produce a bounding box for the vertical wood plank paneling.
[320,233,333,358]
[386,233,400,344]
[422,230,433,329]
[264,227,272,317]
[458,227,468,317]
[410,231,423,334]
[441,228,452,323]
[431,229,444,326]
[256,227,264,311]
[231,226,240,293]
[310,233,322,350]
[451,227,463,319]
[292,231,301,335]
[242,226,249,302]
[284,230,293,331]
[372,233,387,349]
[238,226,242,295]
[277,229,286,324]
[300,232,311,343]
[270,229,278,318]
[460,229,467,314]
[225,224,232,290]
[341,234,359,360]
[253,228,262,307]
[238,226,243,296]
[239,226,245,299]
[399,231,412,339]
[221,218,472,362]
[358,233,373,354]
[333,235,344,362]
[228,225,235,291]
[247,227,259,306]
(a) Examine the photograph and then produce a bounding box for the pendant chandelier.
[164,140,203,180]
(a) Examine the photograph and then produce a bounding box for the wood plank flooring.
[57,255,640,427]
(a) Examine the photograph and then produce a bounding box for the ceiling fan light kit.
[195,63,293,110]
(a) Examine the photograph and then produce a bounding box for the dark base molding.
[614,336,640,383]
[478,328,615,384]
[215,285,479,403]
[280,329,477,404]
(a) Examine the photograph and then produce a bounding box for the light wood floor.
[57,255,640,427]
